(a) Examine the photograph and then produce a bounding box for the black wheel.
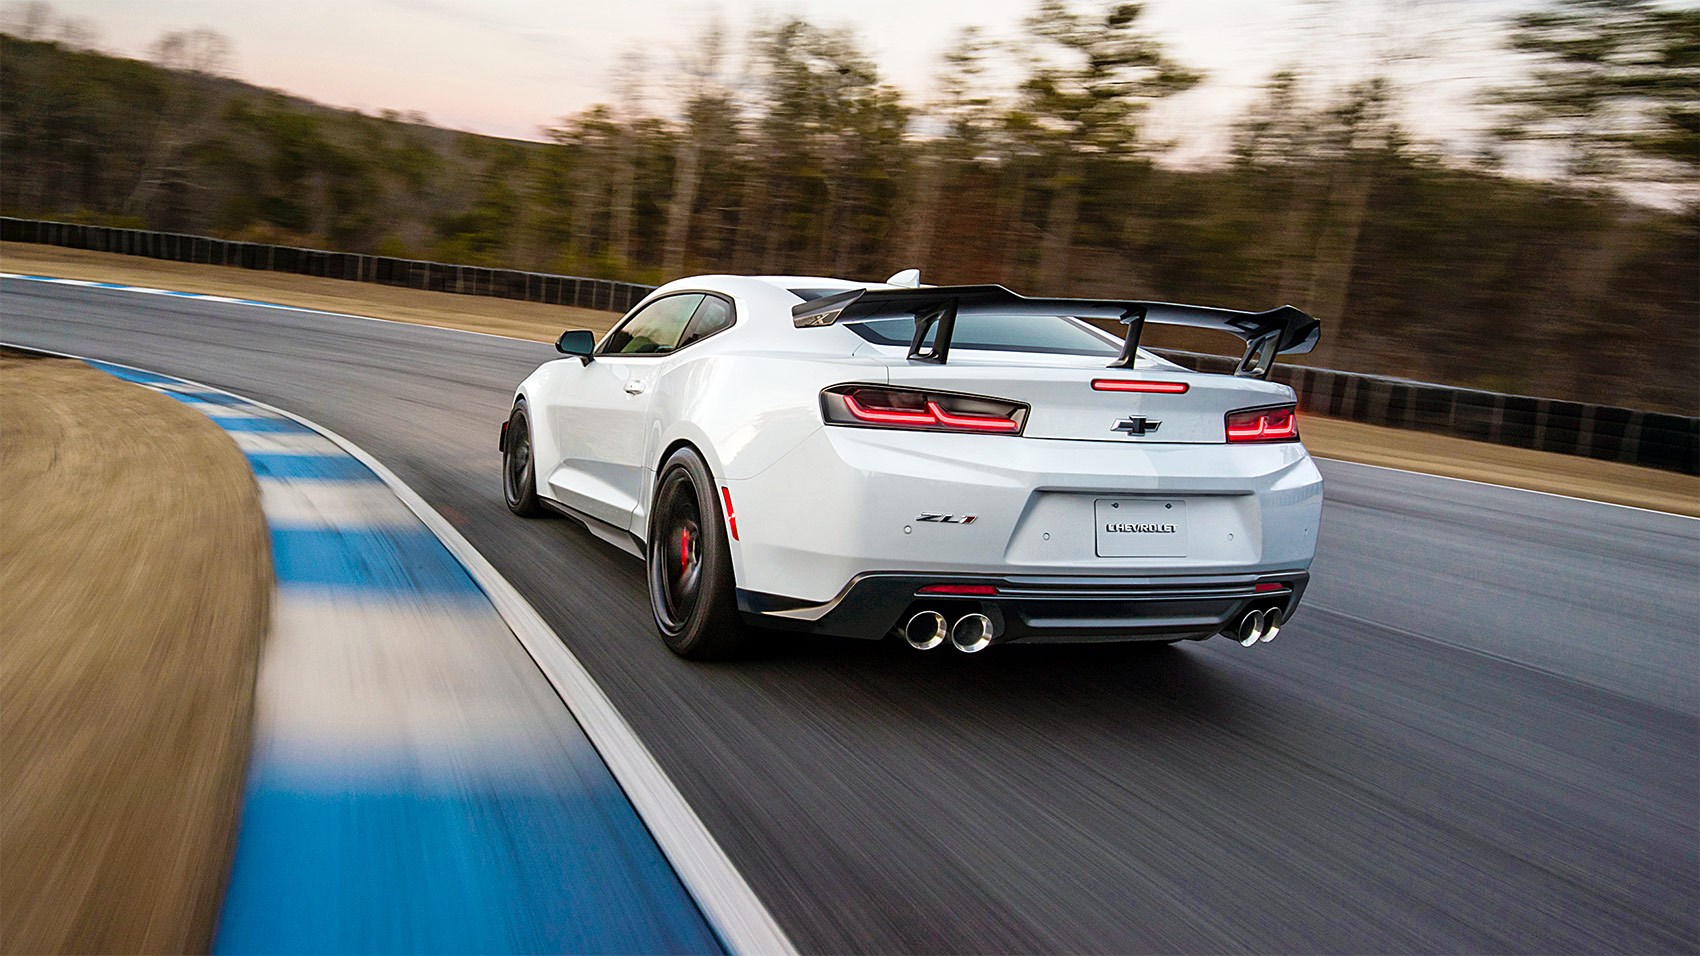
[648,448,752,659]
[503,403,545,517]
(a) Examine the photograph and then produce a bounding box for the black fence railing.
[4,216,1694,475]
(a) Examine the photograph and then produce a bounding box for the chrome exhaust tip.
[1260,609,1282,643]
[1235,610,1267,647]
[903,610,948,651]
[950,613,995,654]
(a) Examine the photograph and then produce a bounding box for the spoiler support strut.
[792,284,1319,380]
[1107,307,1146,370]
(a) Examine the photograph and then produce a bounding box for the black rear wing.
[792,284,1320,379]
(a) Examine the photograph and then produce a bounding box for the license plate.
[1095,498,1188,557]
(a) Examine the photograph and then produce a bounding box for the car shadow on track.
[743,630,1259,731]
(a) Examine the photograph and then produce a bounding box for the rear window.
[846,313,1120,357]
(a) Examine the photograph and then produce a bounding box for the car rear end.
[731,338,1322,651]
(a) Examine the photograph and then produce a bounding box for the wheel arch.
[644,435,744,581]
[656,437,712,477]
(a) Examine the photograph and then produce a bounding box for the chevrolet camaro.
[501,271,1323,658]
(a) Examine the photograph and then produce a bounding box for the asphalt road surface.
[6,278,1696,954]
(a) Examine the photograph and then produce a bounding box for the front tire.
[503,403,545,517]
[648,448,752,659]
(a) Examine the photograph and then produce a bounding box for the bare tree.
[0,1,52,39]
[608,48,646,268]
[52,14,97,50]
[1016,0,1200,286]
[903,26,998,271]
[148,27,231,76]
[126,28,234,216]
[662,22,728,277]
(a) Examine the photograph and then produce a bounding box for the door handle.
[624,379,648,395]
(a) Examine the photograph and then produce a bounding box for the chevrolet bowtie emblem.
[1113,416,1162,436]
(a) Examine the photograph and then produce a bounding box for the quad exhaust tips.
[950,613,995,654]
[1234,607,1282,647]
[903,611,948,651]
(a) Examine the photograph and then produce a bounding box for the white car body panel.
[512,272,1324,645]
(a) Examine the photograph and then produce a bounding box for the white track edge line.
[12,343,797,956]
[1313,455,1698,522]
[0,272,546,345]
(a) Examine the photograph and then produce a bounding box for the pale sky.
[24,0,1534,160]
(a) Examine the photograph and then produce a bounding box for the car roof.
[746,276,896,293]
[655,275,900,297]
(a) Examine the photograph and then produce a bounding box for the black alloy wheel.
[647,448,752,659]
[503,403,544,517]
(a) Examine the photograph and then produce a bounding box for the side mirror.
[555,329,596,364]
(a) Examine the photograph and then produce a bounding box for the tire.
[502,402,545,517]
[647,448,753,659]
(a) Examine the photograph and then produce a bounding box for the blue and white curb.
[57,353,793,955]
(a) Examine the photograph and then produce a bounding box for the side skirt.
[539,497,646,559]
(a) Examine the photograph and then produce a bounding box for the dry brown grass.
[1301,414,1698,517]
[3,242,1694,516]
[0,352,271,954]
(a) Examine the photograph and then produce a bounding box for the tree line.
[0,0,1693,414]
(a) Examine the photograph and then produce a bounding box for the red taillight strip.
[1092,379,1189,394]
[720,486,739,540]
[841,392,1021,433]
[926,400,1020,432]
[842,393,936,426]
[1226,406,1299,442]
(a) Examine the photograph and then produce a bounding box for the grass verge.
[0,350,271,953]
[3,242,1694,516]
[1300,416,1696,516]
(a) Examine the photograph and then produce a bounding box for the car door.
[541,293,703,529]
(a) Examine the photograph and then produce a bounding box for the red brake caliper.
[680,528,691,572]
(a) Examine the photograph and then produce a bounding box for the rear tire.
[503,402,545,517]
[648,448,753,659]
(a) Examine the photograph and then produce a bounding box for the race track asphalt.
[6,278,1696,954]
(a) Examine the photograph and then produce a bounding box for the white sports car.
[501,272,1323,659]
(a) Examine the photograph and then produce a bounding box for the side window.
[677,295,734,349]
[600,294,704,355]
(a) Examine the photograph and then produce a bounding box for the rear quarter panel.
[633,349,889,544]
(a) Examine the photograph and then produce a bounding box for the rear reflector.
[1226,404,1299,442]
[918,584,999,596]
[1254,582,1287,592]
[720,486,739,540]
[1092,379,1189,394]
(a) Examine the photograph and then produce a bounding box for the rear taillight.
[822,385,1028,435]
[1092,379,1189,394]
[1226,404,1299,442]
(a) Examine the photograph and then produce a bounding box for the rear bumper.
[738,569,1309,644]
[726,426,1323,607]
